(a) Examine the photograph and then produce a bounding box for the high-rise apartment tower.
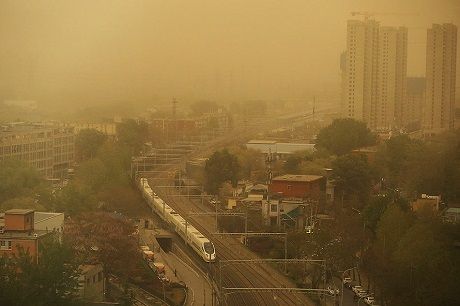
[423,23,457,135]
[342,19,408,131]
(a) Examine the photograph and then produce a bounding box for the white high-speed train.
[139,178,216,262]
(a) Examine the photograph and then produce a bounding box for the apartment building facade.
[0,209,59,263]
[376,26,408,130]
[342,19,408,131]
[403,77,426,130]
[0,123,74,178]
[423,23,457,135]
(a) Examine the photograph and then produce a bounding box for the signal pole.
[172,97,178,143]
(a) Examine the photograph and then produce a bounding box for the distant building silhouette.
[423,23,457,136]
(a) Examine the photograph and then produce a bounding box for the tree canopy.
[0,159,54,211]
[65,212,140,278]
[331,154,374,206]
[204,149,240,194]
[0,159,42,203]
[365,206,460,306]
[315,118,376,155]
[116,119,149,154]
[0,237,81,306]
[375,129,460,203]
[75,129,107,161]
[227,146,264,181]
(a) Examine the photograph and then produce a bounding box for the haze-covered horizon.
[1,0,459,111]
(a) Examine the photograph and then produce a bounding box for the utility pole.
[266,148,274,226]
[312,96,316,121]
[171,97,178,143]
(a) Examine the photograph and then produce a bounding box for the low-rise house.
[246,183,268,197]
[411,194,441,212]
[262,198,313,230]
[269,174,326,202]
[0,209,62,262]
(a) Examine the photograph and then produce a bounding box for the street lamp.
[341,267,355,306]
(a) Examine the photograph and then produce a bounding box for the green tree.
[65,212,140,278]
[227,146,264,180]
[73,142,131,193]
[0,159,42,203]
[74,158,108,192]
[375,134,422,188]
[362,194,409,232]
[53,184,97,215]
[204,149,240,194]
[283,155,303,173]
[0,196,46,212]
[370,221,460,306]
[116,119,149,154]
[431,130,460,203]
[331,154,374,207]
[374,205,412,258]
[75,129,107,161]
[315,118,376,155]
[0,237,81,306]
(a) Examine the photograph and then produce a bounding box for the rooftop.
[248,184,268,191]
[272,174,324,182]
[351,147,378,153]
[248,140,277,144]
[0,230,51,239]
[34,212,64,223]
[5,209,35,215]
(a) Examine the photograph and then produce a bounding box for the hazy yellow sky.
[0,0,459,107]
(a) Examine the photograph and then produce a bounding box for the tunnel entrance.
[155,230,173,252]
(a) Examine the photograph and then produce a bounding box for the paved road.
[140,226,214,306]
[331,277,356,306]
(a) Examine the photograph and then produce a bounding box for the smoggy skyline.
[1,0,459,109]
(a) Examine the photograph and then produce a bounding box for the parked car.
[352,285,363,294]
[356,290,368,298]
[327,286,340,296]
[364,296,375,305]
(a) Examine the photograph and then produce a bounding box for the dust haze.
[1,0,459,114]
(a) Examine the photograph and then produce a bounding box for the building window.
[287,185,293,190]
[270,204,278,212]
[98,271,103,282]
[0,240,12,250]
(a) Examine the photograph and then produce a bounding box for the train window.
[204,242,214,254]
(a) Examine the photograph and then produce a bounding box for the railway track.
[137,113,330,305]
[159,185,312,306]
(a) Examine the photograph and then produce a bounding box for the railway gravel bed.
[137,114,328,305]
